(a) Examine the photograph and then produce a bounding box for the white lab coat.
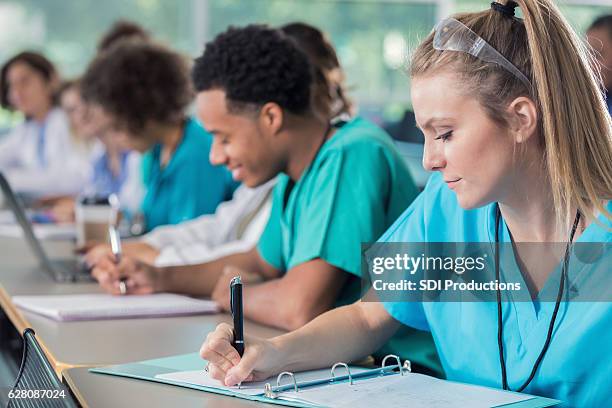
[142,178,275,266]
[0,107,91,196]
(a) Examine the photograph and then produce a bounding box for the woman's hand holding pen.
[200,322,283,386]
[91,255,163,295]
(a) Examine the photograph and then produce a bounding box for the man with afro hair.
[92,25,419,332]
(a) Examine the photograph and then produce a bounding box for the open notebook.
[90,352,560,408]
[12,293,219,321]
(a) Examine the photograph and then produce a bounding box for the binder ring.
[264,383,276,399]
[264,382,311,404]
[330,362,353,385]
[403,360,412,373]
[277,371,298,393]
[381,354,407,376]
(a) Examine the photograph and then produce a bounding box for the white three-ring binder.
[91,352,561,407]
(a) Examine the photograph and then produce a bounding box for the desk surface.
[64,367,265,408]
[0,236,284,406]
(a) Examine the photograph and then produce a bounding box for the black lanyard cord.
[495,204,581,392]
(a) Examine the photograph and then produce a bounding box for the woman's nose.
[422,139,445,172]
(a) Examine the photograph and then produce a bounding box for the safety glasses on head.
[433,18,532,90]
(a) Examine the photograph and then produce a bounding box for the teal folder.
[90,353,561,408]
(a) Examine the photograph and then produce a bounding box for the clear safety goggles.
[433,18,532,90]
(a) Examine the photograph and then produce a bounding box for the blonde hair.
[411,0,612,227]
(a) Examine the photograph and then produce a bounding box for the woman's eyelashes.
[434,130,453,142]
[216,134,229,145]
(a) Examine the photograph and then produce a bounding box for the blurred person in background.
[50,80,144,223]
[280,22,354,122]
[80,40,238,232]
[46,20,153,225]
[96,20,151,53]
[0,51,91,198]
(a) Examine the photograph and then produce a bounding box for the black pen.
[230,276,244,356]
[108,224,127,295]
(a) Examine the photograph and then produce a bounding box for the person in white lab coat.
[0,51,90,197]
[98,179,275,267]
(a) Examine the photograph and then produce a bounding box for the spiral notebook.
[90,352,560,408]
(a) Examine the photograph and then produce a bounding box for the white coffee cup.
[75,195,119,247]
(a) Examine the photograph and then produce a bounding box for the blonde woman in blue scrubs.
[199,1,612,406]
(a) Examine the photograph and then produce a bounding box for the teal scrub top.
[141,118,238,231]
[382,172,612,407]
[257,117,442,374]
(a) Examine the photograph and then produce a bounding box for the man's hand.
[211,266,263,311]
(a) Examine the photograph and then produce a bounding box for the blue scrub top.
[257,117,442,374]
[89,150,130,197]
[141,118,238,231]
[382,172,611,407]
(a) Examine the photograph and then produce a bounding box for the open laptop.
[0,172,94,282]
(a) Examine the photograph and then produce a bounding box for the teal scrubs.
[382,172,611,406]
[257,117,442,375]
[141,118,238,231]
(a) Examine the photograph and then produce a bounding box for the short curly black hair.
[80,41,192,135]
[192,24,312,115]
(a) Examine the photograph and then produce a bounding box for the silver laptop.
[0,172,94,282]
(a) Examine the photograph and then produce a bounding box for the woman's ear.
[506,96,538,144]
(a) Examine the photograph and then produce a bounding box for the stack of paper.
[13,293,219,321]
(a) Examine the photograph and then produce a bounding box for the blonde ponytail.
[411,0,612,227]
[515,0,612,226]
